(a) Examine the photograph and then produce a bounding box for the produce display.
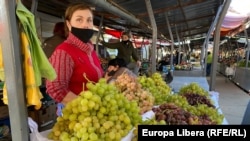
[138,72,172,105]
[114,72,155,114]
[44,74,225,141]
[237,60,250,68]
[177,82,215,108]
[181,93,215,108]
[131,118,166,141]
[152,103,216,125]
[165,83,224,124]
[178,82,209,96]
[174,63,193,70]
[48,78,142,141]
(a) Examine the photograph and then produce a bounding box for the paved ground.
[207,73,250,124]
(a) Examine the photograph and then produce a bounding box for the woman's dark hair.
[108,58,127,67]
[53,22,65,37]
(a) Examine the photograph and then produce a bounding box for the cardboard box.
[0,106,9,119]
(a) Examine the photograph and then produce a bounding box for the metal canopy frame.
[21,0,224,43]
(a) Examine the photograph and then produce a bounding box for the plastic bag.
[28,117,52,141]
[225,66,235,76]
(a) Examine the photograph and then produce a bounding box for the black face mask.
[71,27,94,43]
[107,70,116,76]
[122,40,129,44]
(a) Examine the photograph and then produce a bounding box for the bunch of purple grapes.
[182,93,215,108]
[152,103,216,125]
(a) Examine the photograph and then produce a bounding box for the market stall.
[0,0,244,141]
[217,63,250,92]
[28,73,228,141]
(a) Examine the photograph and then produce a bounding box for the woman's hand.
[61,91,78,105]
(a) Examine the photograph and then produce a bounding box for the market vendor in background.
[206,51,213,76]
[46,3,104,109]
[157,56,170,72]
[42,22,66,58]
[101,32,141,75]
[104,57,136,83]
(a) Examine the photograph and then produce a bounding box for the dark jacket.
[43,35,65,58]
[102,41,139,65]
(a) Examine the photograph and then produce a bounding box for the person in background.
[101,32,141,75]
[157,56,170,72]
[42,22,66,58]
[206,51,213,76]
[104,58,136,83]
[46,3,104,107]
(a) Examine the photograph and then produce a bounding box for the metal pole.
[145,0,157,74]
[0,0,29,141]
[175,25,181,65]
[165,12,175,74]
[210,0,232,91]
[244,29,250,68]
[202,5,223,76]
[96,15,104,56]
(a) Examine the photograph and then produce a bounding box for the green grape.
[83,91,93,99]
[87,100,95,109]
[81,132,89,140]
[48,79,142,141]
[70,136,78,141]
[69,113,77,121]
[80,99,88,106]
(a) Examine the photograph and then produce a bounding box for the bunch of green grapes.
[178,82,209,97]
[48,78,142,141]
[132,117,166,141]
[186,104,224,124]
[115,73,155,114]
[138,72,172,105]
[165,94,190,108]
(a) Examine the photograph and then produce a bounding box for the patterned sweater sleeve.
[46,49,74,103]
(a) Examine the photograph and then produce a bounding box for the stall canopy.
[220,0,250,37]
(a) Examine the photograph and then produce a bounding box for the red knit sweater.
[46,33,103,103]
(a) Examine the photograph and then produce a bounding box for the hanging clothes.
[20,31,43,109]
[0,1,57,109]
[15,1,57,86]
[0,43,4,81]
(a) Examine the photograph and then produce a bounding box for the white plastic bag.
[225,66,235,76]
[28,117,52,141]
